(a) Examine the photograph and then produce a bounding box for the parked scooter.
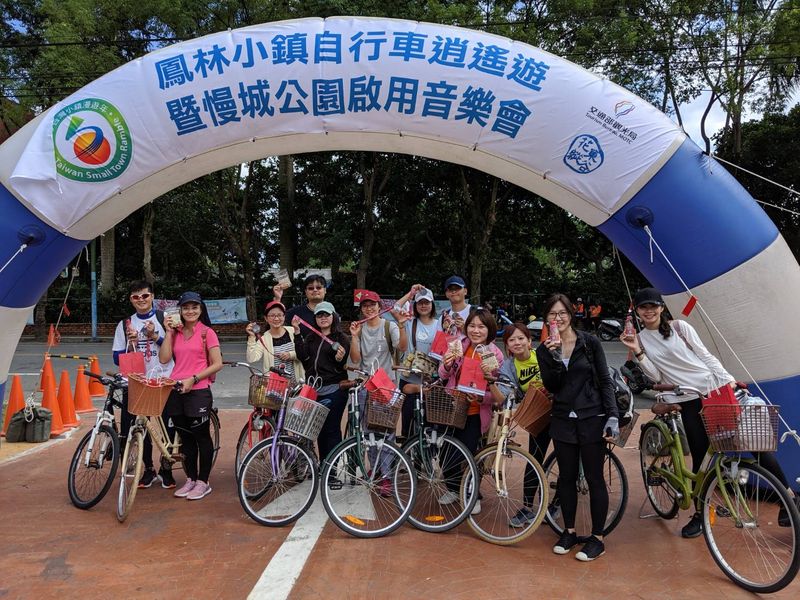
[597,317,623,341]
[620,359,655,395]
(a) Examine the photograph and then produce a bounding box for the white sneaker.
[472,499,482,515]
[438,491,459,505]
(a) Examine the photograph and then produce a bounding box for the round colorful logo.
[52,98,132,182]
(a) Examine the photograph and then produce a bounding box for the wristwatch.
[192,374,200,384]
[635,350,645,359]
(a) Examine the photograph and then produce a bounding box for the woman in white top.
[621,287,792,537]
[245,300,305,381]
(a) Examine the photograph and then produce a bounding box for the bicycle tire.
[402,433,478,532]
[235,415,275,476]
[238,435,318,527]
[67,424,120,509]
[320,437,416,538]
[638,422,680,519]
[463,444,547,545]
[701,460,800,593]
[543,446,629,536]
[117,430,143,523]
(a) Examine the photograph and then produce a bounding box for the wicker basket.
[612,411,640,448]
[424,386,471,429]
[702,403,779,452]
[248,372,289,410]
[127,373,175,417]
[283,396,330,442]
[366,389,404,431]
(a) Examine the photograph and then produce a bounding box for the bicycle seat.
[651,403,681,416]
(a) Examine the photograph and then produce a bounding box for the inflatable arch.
[1,17,798,481]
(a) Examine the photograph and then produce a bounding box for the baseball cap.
[313,301,336,315]
[178,291,202,306]
[264,300,286,314]
[577,297,583,302]
[359,290,381,304]
[414,287,434,302]
[633,287,665,307]
[444,275,466,289]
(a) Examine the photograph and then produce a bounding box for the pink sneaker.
[174,479,196,498]
[377,478,393,498]
[186,481,212,500]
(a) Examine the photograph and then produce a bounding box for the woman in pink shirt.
[159,291,223,501]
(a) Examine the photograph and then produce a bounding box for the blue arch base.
[753,376,800,489]
[0,184,88,308]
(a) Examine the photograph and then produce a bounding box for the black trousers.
[552,437,609,537]
[525,427,551,507]
[316,388,348,462]
[445,413,482,492]
[172,414,213,482]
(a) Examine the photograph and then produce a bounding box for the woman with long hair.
[246,300,305,381]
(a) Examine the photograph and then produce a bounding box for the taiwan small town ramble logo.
[563,134,604,174]
[52,98,132,182]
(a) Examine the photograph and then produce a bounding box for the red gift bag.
[365,367,398,404]
[119,335,145,376]
[429,330,449,360]
[702,382,741,433]
[456,356,487,396]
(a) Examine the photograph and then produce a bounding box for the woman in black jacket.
[535,293,618,562]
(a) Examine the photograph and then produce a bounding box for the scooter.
[597,318,623,341]
[620,359,654,395]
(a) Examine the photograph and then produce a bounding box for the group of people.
[111,275,794,559]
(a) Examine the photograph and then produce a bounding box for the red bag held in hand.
[429,330,449,361]
[119,321,146,376]
[365,367,398,404]
[456,356,487,396]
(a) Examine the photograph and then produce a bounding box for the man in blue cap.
[436,275,472,334]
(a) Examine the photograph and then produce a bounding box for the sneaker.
[138,468,160,489]
[509,507,536,528]
[575,535,606,562]
[160,469,176,489]
[377,478,393,498]
[438,491,459,505]
[186,481,212,501]
[174,479,196,498]
[553,530,580,555]
[471,499,482,515]
[681,512,703,538]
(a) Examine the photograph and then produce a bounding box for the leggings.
[445,414,482,493]
[553,438,608,537]
[316,388,348,462]
[525,428,551,507]
[173,414,214,483]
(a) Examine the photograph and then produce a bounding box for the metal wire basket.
[127,374,175,417]
[248,372,289,410]
[424,386,471,429]
[366,389,404,431]
[701,403,779,452]
[612,411,640,448]
[283,396,330,442]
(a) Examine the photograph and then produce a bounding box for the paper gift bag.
[365,367,398,404]
[429,330,449,360]
[456,356,487,396]
[119,334,145,376]
[702,382,741,438]
[513,385,552,435]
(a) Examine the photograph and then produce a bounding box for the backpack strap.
[672,320,694,353]
[581,332,601,390]
[155,309,165,330]
[384,319,399,362]
[201,327,209,367]
[411,319,418,353]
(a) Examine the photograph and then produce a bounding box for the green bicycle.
[640,384,800,593]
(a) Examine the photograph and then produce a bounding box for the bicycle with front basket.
[319,366,417,538]
[640,384,800,593]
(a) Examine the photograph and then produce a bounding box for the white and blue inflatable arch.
[1,17,798,480]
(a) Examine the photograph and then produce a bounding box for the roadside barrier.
[39,354,55,393]
[88,356,105,397]
[58,370,79,428]
[73,366,94,413]
[41,374,65,437]
[1,375,25,436]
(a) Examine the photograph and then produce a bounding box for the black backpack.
[582,333,633,426]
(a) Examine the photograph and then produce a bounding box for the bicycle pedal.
[327,480,343,491]
[646,474,665,486]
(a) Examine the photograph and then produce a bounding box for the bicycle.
[640,384,800,593]
[237,374,328,527]
[319,366,417,538]
[460,377,548,545]
[394,365,479,532]
[117,375,221,522]
[67,371,126,509]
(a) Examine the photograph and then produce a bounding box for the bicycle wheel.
[638,423,680,519]
[320,437,416,538]
[402,433,478,532]
[238,436,318,527]
[463,444,547,545]
[543,447,629,536]
[701,460,800,593]
[68,424,120,509]
[235,415,275,476]
[117,430,144,523]
[209,409,221,467]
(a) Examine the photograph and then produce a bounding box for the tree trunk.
[356,154,392,289]
[278,155,296,278]
[142,204,155,283]
[460,169,500,305]
[99,227,115,292]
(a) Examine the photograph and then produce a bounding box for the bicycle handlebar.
[224,360,264,377]
[392,364,423,377]
[85,370,126,388]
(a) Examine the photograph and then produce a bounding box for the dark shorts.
[165,388,213,419]
[549,415,604,445]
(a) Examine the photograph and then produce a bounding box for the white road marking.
[247,497,328,600]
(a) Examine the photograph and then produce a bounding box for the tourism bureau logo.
[52,98,132,182]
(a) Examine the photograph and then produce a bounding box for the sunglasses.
[130,293,152,301]
[306,285,325,291]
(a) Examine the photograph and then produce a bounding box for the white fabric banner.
[7,17,683,232]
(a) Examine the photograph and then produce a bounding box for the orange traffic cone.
[57,370,79,428]
[39,354,55,392]
[88,355,105,397]
[47,324,60,347]
[73,366,95,413]
[1,375,26,436]
[41,374,66,437]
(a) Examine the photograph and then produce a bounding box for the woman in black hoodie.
[536,293,618,562]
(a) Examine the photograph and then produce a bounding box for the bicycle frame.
[141,414,181,464]
[491,381,518,497]
[80,374,124,468]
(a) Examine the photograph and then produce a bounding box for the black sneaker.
[159,468,176,489]
[138,468,160,488]
[575,535,605,562]
[681,512,703,538]
[552,530,579,555]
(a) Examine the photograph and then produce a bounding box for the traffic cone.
[1,375,26,437]
[73,366,95,413]
[88,355,105,397]
[41,374,66,437]
[39,354,55,392]
[57,370,79,428]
